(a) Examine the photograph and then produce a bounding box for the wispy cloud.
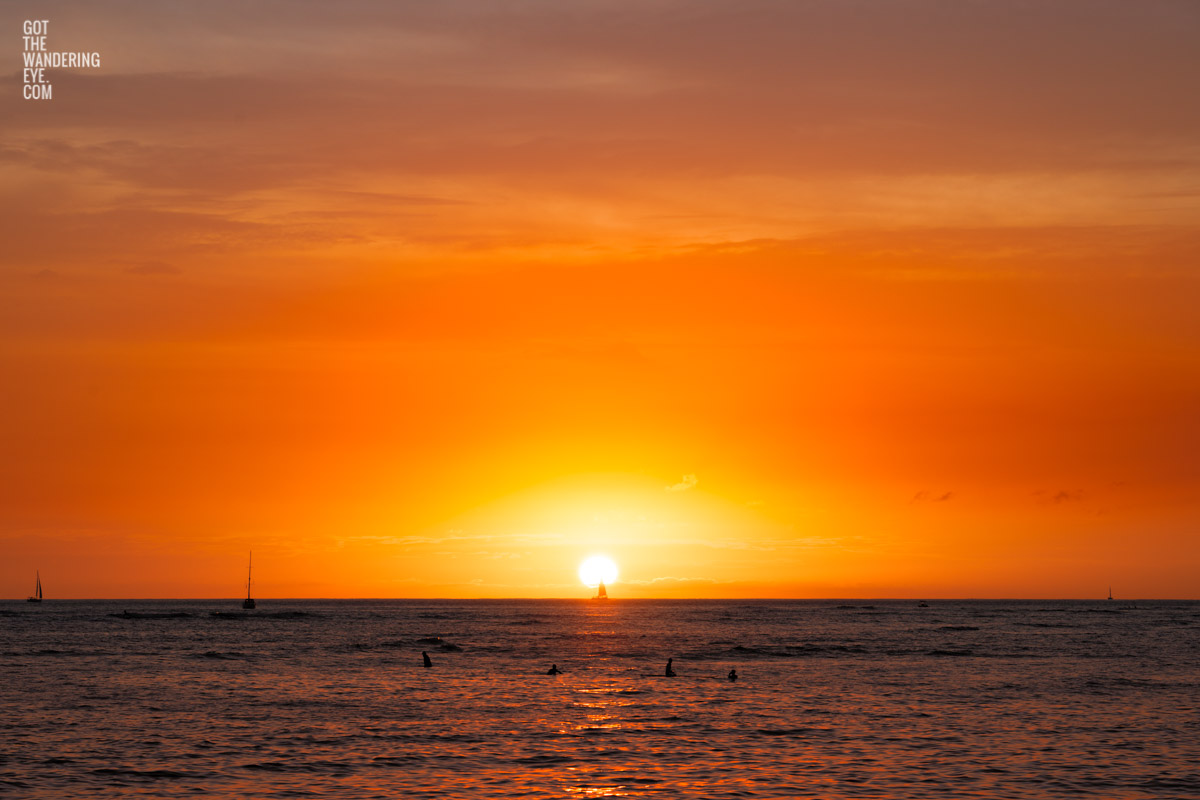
[339,531,568,548]
[665,474,697,492]
[1034,489,1085,505]
[623,575,725,587]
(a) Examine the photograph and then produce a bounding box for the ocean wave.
[197,651,248,660]
[370,755,432,766]
[398,637,464,651]
[110,611,193,619]
[513,755,574,765]
[685,643,867,660]
[585,650,655,659]
[334,639,463,652]
[1112,677,1200,689]
[209,610,315,620]
[91,768,200,780]
[757,727,834,737]
[241,760,356,775]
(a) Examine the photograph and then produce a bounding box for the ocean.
[2,599,1197,798]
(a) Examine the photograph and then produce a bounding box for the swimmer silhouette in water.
[665,658,677,677]
[547,664,562,675]
[422,651,433,668]
[728,669,738,681]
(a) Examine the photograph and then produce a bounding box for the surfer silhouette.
[665,658,676,677]
[547,664,562,675]
[728,669,738,681]
[422,651,433,668]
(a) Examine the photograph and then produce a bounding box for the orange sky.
[2,1,1198,598]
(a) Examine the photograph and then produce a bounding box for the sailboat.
[242,552,256,609]
[26,571,42,603]
[593,580,608,601]
[1107,587,1113,601]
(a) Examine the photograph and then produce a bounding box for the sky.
[2,1,1198,598]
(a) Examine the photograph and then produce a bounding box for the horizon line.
[6,596,1193,602]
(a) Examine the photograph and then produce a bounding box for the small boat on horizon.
[593,581,608,600]
[27,571,43,603]
[1107,587,1113,601]
[242,551,256,610]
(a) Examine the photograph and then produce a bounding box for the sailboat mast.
[247,551,252,600]
[36,570,42,600]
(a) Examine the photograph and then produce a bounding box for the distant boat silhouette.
[242,552,256,609]
[26,571,42,603]
[1107,587,1113,601]
[593,581,608,600]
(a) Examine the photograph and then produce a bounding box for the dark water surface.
[2,599,1197,798]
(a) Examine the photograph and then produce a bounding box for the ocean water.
[1,599,1197,799]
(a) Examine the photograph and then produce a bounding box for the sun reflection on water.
[564,786,631,797]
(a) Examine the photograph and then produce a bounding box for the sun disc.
[578,555,618,587]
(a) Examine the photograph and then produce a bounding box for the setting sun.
[578,555,618,588]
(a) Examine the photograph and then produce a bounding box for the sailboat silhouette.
[26,571,42,603]
[242,552,256,609]
[593,580,608,600]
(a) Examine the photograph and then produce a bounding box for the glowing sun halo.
[578,555,618,587]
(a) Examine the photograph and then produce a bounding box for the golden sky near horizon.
[2,1,1199,598]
